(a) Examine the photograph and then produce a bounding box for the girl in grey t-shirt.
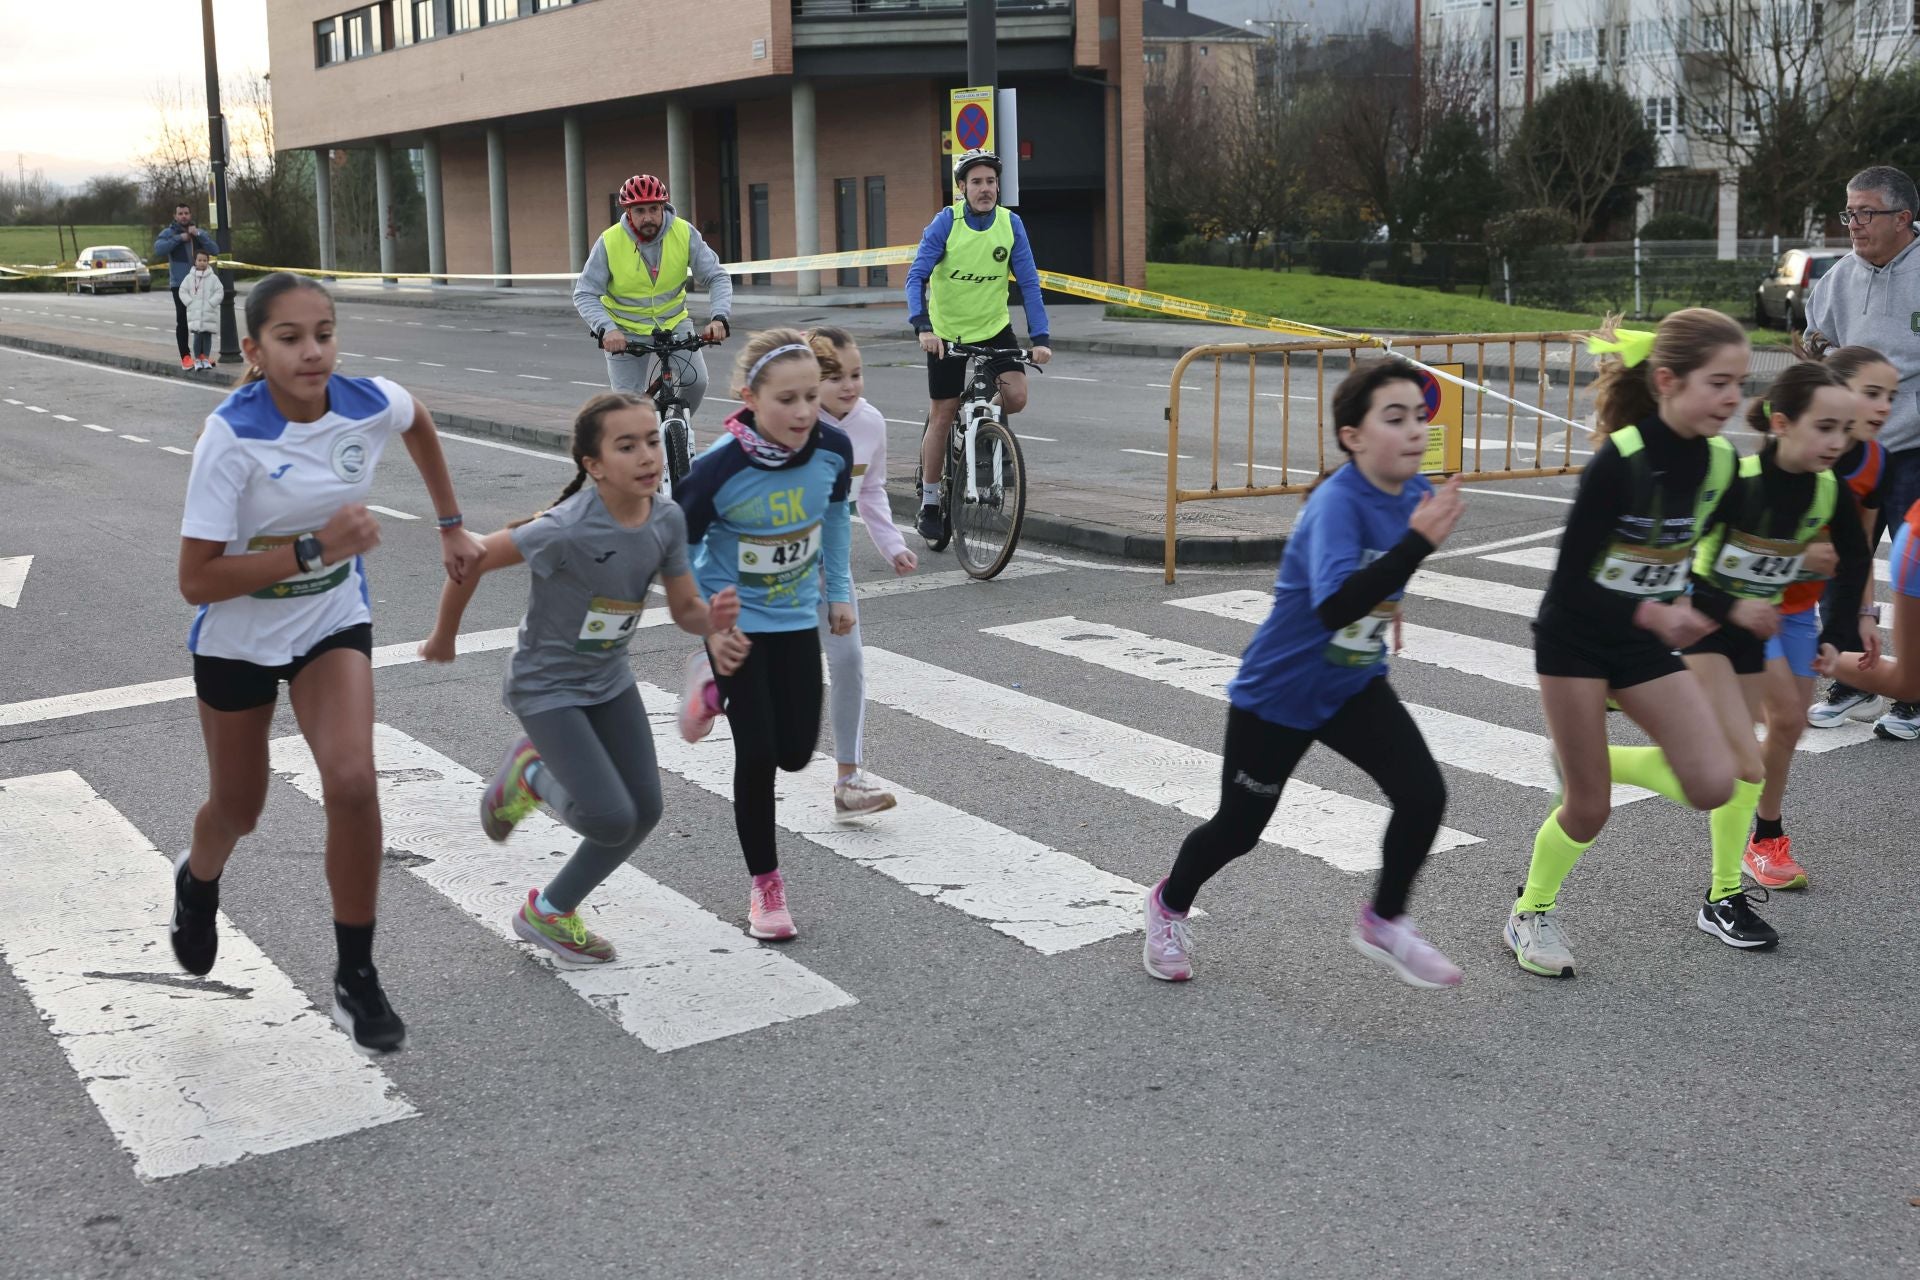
[420,393,749,966]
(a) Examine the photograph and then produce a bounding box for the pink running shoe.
[1350,905,1462,989]
[748,870,797,940]
[678,652,722,744]
[1142,878,1193,982]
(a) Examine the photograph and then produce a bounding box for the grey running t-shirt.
[504,487,689,717]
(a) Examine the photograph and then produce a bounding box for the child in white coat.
[179,251,224,370]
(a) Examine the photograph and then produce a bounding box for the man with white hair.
[1804,164,1920,738]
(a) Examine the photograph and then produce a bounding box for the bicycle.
[914,342,1038,580]
[600,328,720,499]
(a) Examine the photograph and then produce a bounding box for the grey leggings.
[519,684,664,914]
[818,595,865,765]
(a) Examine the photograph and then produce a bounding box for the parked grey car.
[1753,248,1844,331]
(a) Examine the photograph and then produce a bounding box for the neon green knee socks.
[1517,810,1595,914]
[1607,745,1689,806]
[1710,778,1764,900]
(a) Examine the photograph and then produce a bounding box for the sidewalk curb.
[2,332,1279,565]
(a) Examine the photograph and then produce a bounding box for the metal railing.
[1163,333,1591,581]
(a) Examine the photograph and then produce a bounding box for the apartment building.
[266,0,1147,291]
[1142,0,1267,100]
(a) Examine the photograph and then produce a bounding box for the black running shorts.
[192,623,374,713]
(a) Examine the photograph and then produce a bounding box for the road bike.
[603,328,720,499]
[914,342,1039,580]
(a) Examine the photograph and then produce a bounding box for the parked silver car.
[72,246,152,295]
[1753,248,1844,331]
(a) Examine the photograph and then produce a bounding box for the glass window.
[1144,47,1166,63]
[484,0,516,22]
[315,18,342,65]
[1506,37,1521,74]
[749,184,771,287]
[865,176,887,287]
[453,0,481,30]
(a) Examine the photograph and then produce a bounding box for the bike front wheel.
[662,414,693,499]
[950,418,1026,580]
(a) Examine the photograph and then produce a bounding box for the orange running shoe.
[1744,834,1808,890]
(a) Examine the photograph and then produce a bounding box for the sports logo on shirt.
[330,434,370,482]
[992,246,1009,264]
[268,463,293,480]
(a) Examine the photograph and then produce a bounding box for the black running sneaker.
[168,851,218,976]
[916,503,944,541]
[333,966,407,1055]
[1697,889,1779,950]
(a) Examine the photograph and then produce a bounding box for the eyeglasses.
[1838,208,1908,226]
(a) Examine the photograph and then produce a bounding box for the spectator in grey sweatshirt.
[1804,164,1920,739]
[153,203,219,371]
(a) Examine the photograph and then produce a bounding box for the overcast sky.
[6,0,1380,187]
[1,0,270,186]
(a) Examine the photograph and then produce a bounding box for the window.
[1144,47,1167,63]
[1200,84,1210,96]
[1540,34,1553,72]
[1199,44,1209,55]
[1594,27,1606,60]
[397,0,434,42]
[865,176,888,287]
[1740,91,1761,133]
[452,0,481,30]
[535,0,574,8]
[835,178,859,288]
[315,17,342,65]
[1643,95,1677,134]
[748,184,770,287]
[1506,36,1521,75]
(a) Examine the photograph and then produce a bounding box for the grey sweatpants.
[519,684,663,914]
[604,320,710,415]
[818,595,865,765]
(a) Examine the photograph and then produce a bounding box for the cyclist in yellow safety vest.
[905,148,1052,539]
[573,172,732,413]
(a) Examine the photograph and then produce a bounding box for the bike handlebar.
[597,328,723,356]
[944,342,1043,370]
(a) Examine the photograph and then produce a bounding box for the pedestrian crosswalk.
[2,539,1901,1182]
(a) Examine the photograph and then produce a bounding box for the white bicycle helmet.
[953,148,1002,187]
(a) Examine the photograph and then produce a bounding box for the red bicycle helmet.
[618,173,669,207]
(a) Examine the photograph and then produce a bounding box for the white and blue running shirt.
[180,374,414,666]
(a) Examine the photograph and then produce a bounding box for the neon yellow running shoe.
[481,737,542,842]
[511,889,615,965]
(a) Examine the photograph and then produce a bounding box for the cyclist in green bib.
[905,148,1053,540]
[574,173,732,412]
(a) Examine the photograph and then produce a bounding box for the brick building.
[267,0,1147,293]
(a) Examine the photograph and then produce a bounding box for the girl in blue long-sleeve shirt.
[674,328,855,941]
[1143,358,1470,989]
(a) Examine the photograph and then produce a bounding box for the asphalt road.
[0,344,1916,1279]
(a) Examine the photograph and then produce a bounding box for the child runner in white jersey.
[173,272,485,1054]
[804,326,917,816]
[674,328,856,940]
[418,394,747,964]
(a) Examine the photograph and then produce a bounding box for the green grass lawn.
[0,225,153,267]
[1122,262,1793,346]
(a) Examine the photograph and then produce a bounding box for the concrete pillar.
[667,99,694,224]
[1717,168,1738,261]
[487,125,512,287]
[564,113,588,273]
[423,132,447,281]
[790,79,819,297]
[313,147,335,276]
[373,137,397,282]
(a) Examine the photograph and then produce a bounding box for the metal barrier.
[1162,332,1591,581]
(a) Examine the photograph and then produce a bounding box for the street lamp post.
[200,0,240,361]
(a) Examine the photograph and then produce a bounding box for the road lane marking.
[993,614,1644,804]
[859,647,1479,873]
[272,727,855,1051]
[0,770,415,1180]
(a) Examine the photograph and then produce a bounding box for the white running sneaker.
[1873,701,1920,741]
[833,771,896,818]
[1807,682,1885,728]
[1505,893,1575,978]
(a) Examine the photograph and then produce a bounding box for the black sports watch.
[294,534,324,574]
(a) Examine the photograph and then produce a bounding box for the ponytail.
[1746,360,1842,436]
[508,392,649,528]
[1590,308,1747,440]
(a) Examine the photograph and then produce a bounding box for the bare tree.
[1144,50,1229,247]
[136,82,211,230]
[1656,1,1916,235]
[225,74,317,267]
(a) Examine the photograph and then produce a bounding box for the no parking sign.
[950,86,995,156]
[1416,363,1465,476]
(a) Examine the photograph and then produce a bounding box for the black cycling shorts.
[1683,621,1769,676]
[1533,620,1686,689]
[193,623,374,713]
[926,325,1022,402]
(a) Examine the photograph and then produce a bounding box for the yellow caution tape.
[1034,270,1372,343]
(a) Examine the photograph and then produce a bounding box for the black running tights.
[1161,678,1446,919]
[712,626,823,876]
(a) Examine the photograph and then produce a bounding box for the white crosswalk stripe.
[858,646,1481,873]
[0,771,415,1180]
[270,726,856,1053]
